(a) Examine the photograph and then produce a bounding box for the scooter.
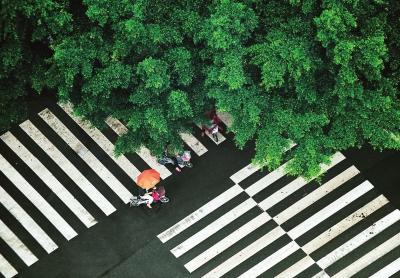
[158,150,193,168]
[129,186,170,207]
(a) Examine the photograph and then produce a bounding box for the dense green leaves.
[0,0,72,132]
[1,0,399,179]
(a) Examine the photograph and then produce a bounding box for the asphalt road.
[19,128,400,277]
[1,93,399,278]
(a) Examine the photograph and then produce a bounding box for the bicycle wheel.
[160,196,170,203]
[129,196,140,207]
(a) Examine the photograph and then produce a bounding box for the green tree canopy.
[1,0,399,179]
[0,0,72,131]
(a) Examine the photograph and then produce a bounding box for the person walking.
[210,122,219,142]
[201,109,223,141]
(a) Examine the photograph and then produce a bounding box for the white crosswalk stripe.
[157,153,399,277]
[105,117,172,179]
[230,163,260,184]
[216,111,233,128]
[38,109,133,203]
[230,141,296,184]
[0,254,18,278]
[259,152,345,211]
[274,166,360,225]
[275,255,315,278]
[179,132,207,156]
[316,210,400,269]
[238,241,299,278]
[203,226,286,278]
[369,257,400,278]
[1,132,97,228]
[245,161,288,197]
[157,184,243,243]
[59,103,142,181]
[302,194,389,254]
[332,231,400,278]
[312,271,330,278]
[0,186,57,254]
[185,212,270,273]
[287,180,374,240]
[0,153,77,240]
[171,198,257,258]
[20,120,116,216]
[0,219,38,266]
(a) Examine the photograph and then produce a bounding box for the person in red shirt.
[201,109,223,139]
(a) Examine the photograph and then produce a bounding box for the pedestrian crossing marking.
[179,132,207,156]
[20,120,116,217]
[238,241,300,278]
[0,103,398,277]
[59,103,142,181]
[316,209,400,269]
[216,111,233,128]
[158,152,399,277]
[0,219,38,266]
[184,212,270,273]
[230,163,260,184]
[138,147,172,179]
[287,180,374,240]
[369,256,400,278]
[202,226,286,278]
[38,109,133,204]
[0,254,18,278]
[312,271,330,278]
[302,195,389,254]
[105,117,172,179]
[0,104,227,277]
[245,161,288,197]
[274,166,360,225]
[0,186,58,254]
[1,132,97,228]
[231,141,296,185]
[259,152,345,211]
[104,116,128,135]
[0,153,78,240]
[171,198,258,258]
[275,255,315,278]
[331,232,400,278]
[157,184,243,243]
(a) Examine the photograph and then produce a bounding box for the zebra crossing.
[158,153,400,277]
[0,103,221,278]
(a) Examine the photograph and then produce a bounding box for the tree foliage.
[1,0,399,179]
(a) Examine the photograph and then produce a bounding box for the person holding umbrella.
[135,169,161,208]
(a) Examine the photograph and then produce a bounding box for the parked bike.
[158,150,193,169]
[176,150,193,168]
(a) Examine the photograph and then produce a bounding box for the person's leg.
[141,194,154,208]
[201,125,206,136]
[213,132,218,142]
[174,156,182,172]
